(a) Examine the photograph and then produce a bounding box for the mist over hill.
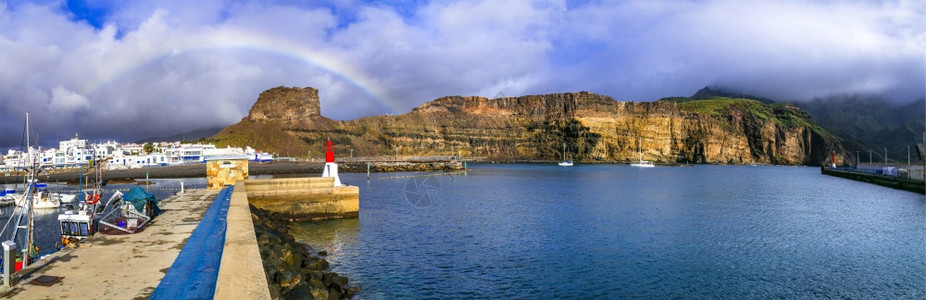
[692,86,926,164]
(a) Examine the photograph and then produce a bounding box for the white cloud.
[0,0,922,148]
[50,86,90,112]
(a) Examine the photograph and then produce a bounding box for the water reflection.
[289,218,360,261]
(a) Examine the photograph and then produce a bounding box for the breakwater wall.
[244,177,359,221]
[216,179,359,299]
[822,167,925,194]
[215,183,272,299]
[0,160,463,184]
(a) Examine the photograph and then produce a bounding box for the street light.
[907,146,910,166]
[884,148,887,165]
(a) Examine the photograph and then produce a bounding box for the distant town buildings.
[1,134,274,171]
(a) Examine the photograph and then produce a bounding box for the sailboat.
[558,142,573,166]
[630,137,655,168]
[2,113,43,271]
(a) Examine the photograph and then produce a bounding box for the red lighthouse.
[321,138,343,186]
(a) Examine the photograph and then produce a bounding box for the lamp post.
[907,146,910,166]
[869,150,872,165]
[884,148,887,165]
[856,151,859,168]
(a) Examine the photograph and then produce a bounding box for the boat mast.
[24,113,35,268]
[562,142,566,162]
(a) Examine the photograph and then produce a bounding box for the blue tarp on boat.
[123,186,161,217]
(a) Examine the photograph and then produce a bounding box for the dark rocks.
[317,250,327,256]
[251,205,355,299]
[283,283,314,300]
[303,256,329,270]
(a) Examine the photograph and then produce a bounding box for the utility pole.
[907,146,910,166]
[869,150,872,165]
[856,151,859,169]
[884,148,887,165]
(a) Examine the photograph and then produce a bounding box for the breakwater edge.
[0,160,464,184]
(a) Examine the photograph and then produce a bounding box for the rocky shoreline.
[250,204,358,299]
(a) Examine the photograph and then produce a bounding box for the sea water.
[291,164,926,298]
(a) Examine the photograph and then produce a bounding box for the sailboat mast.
[25,113,31,166]
[563,142,566,161]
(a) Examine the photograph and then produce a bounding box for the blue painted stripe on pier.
[151,186,233,300]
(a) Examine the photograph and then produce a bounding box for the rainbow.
[82,29,401,114]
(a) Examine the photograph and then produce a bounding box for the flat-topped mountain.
[247,86,326,123]
[210,86,846,165]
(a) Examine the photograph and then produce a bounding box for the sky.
[0,0,923,149]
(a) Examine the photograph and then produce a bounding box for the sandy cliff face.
[212,87,846,165]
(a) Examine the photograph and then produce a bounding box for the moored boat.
[60,154,121,246]
[15,182,61,209]
[630,137,655,168]
[0,188,17,206]
[558,142,573,167]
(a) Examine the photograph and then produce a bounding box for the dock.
[822,167,925,194]
[0,189,219,298]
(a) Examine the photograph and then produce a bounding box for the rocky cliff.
[211,87,847,165]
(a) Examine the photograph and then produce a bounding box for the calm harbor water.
[0,178,207,256]
[292,164,926,298]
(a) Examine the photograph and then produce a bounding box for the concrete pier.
[245,177,360,220]
[822,167,925,194]
[215,182,271,299]
[0,189,218,299]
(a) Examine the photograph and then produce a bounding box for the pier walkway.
[0,189,218,299]
[822,167,925,194]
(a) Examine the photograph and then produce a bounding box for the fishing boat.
[630,137,655,168]
[558,143,573,167]
[59,156,121,246]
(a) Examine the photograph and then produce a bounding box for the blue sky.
[0,0,923,148]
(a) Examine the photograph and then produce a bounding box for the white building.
[0,135,273,171]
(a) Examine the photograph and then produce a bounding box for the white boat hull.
[558,161,574,167]
[630,161,655,168]
[57,193,77,204]
[16,192,62,209]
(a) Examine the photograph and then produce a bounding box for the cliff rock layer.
[211,87,847,165]
[248,86,324,123]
